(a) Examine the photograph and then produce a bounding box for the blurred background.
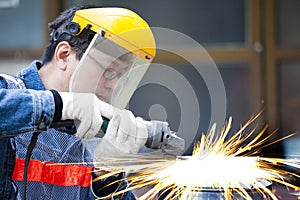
[0,0,299,158]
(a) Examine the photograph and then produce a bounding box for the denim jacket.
[0,61,55,199]
[0,61,136,200]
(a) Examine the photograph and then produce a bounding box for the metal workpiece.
[177,179,273,200]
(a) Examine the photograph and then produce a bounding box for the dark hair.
[42,5,97,65]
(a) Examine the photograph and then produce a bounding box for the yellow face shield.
[69,33,151,109]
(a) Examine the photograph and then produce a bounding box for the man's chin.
[96,94,110,103]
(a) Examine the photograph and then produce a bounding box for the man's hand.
[59,92,111,139]
[94,109,147,161]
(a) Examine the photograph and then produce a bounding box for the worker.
[0,5,157,199]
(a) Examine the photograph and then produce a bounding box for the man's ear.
[54,41,72,71]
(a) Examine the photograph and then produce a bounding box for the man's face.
[69,36,150,109]
[81,48,129,102]
[97,61,129,102]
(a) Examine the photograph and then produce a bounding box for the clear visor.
[69,33,150,109]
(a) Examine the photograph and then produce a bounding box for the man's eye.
[104,68,119,80]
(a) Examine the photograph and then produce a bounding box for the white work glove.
[59,92,112,139]
[94,109,148,162]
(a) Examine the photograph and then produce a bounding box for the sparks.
[93,113,300,200]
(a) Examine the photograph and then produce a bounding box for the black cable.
[22,131,41,200]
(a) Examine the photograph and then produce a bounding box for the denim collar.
[17,60,46,90]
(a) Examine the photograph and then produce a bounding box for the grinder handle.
[100,117,109,133]
[51,117,110,134]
